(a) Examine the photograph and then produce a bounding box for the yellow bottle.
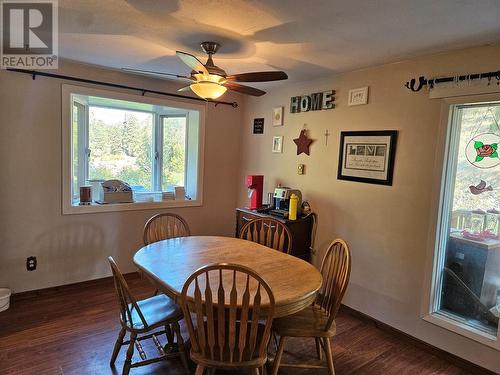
[289,193,298,220]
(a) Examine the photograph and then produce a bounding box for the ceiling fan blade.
[122,67,193,80]
[176,51,209,75]
[224,82,266,96]
[226,71,288,82]
[177,86,192,92]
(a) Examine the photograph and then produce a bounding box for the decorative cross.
[324,129,330,146]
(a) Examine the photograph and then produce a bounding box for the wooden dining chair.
[270,239,351,375]
[239,217,292,254]
[108,257,189,375]
[143,213,190,245]
[180,263,276,375]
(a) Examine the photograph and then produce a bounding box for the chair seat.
[273,304,336,338]
[125,294,182,330]
[190,321,268,369]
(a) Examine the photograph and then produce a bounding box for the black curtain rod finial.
[404,76,426,92]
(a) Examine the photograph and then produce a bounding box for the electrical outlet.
[297,164,305,175]
[26,256,37,271]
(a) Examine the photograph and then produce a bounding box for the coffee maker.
[246,175,264,210]
[270,187,302,217]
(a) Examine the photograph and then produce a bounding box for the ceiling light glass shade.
[190,73,227,99]
[190,81,227,99]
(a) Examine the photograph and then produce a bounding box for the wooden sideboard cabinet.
[235,208,313,261]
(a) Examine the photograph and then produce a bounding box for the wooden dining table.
[133,236,322,318]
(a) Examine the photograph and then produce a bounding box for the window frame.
[72,99,88,200]
[422,94,500,350]
[62,84,205,214]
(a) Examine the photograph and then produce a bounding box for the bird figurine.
[469,180,493,195]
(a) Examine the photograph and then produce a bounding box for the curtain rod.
[6,68,239,108]
[405,70,500,92]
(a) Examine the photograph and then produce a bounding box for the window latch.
[154,151,159,161]
[86,148,91,157]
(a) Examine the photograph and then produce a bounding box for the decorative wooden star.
[293,129,314,155]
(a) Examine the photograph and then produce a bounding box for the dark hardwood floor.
[0,274,487,375]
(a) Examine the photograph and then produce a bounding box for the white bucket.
[0,288,11,312]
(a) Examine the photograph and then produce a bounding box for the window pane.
[88,107,154,191]
[436,103,500,336]
[162,117,186,191]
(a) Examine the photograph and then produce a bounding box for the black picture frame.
[337,130,398,185]
[253,118,264,134]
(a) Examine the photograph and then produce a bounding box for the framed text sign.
[337,130,398,185]
[253,118,264,134]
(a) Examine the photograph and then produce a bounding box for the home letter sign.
[290,90,335,113]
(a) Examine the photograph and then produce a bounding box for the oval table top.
[133,236,322,318]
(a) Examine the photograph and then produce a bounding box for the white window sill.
[62,199,202,215]
[423,313,499,350]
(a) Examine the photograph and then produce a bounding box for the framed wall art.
[348,87,369,106]
[253,118,264,134]
[273,106,284,126]
[272,136,283,153]
[337,130,397,185]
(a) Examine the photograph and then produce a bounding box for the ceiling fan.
[123,41,288,100]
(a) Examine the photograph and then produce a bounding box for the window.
[430,101,500,344]
[87,107,155,191]
[62,85,205,213]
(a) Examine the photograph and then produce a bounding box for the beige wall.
[0,60,242,293]
[237,44,500,372]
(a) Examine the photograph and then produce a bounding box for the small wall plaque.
[272,136,283,153]
[273,106,284,126]
[348,87,369,106]
[253,118,264,134]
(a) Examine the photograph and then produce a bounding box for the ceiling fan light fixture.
[190,73,227,99]
[190,81,227,99]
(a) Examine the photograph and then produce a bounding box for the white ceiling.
[59,0,500,85]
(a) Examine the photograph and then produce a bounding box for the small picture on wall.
[338,130,397,185]
[272,136,283,153]
[273,106,284,126]
[348,87,369,106]
[253,118,264,134]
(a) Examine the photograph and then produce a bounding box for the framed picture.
[253,118,264,134]
[272,136,283,153]
[273,106,284,126]
[337,130,397,185]
[348,87,369,106]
